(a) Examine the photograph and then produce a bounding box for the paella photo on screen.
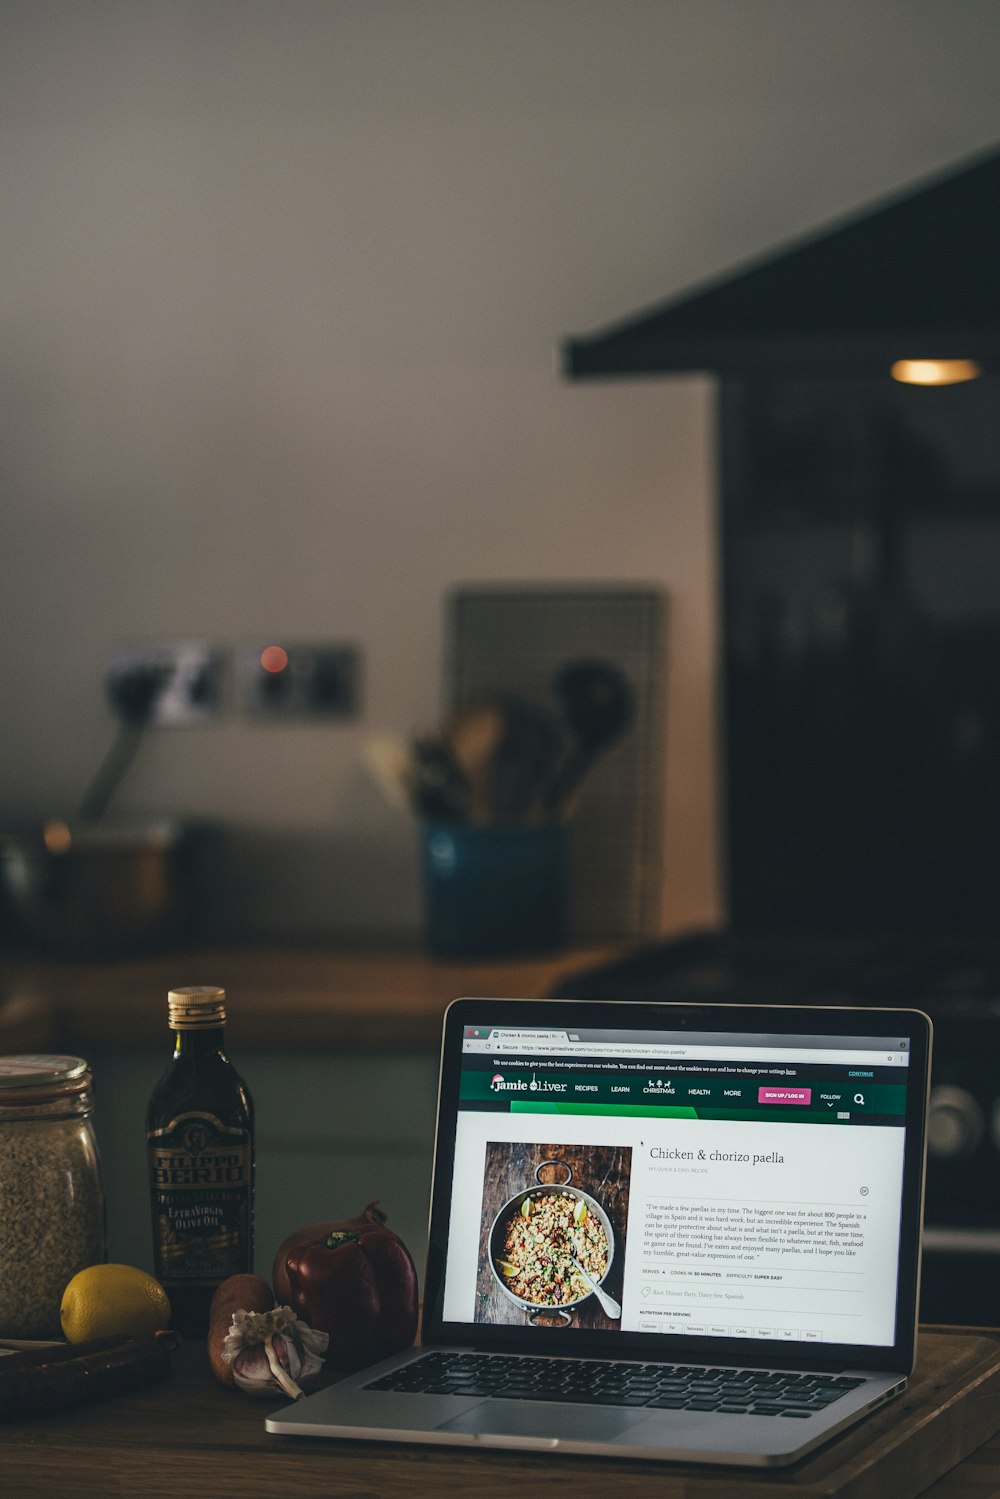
[475,1141,631,1329]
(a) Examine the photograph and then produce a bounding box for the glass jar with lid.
[0,1055,107,1338]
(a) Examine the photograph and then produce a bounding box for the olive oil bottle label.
[147,1110,252,1286]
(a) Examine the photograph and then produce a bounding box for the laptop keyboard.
[364,1352,865,1417]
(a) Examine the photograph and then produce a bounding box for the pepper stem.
[324,1230,363,1248]
[264,1334,303,1400]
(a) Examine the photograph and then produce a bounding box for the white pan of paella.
[488,1158,621,1325]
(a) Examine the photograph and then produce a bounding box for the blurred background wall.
[2,0,1000,940]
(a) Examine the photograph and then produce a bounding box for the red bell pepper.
[276,1203,419,1372]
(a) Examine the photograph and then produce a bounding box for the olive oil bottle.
[146,986,255,1337]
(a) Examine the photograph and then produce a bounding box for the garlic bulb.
[222,1306,329,1400]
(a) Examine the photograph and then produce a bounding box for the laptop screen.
[424,999,930,1371]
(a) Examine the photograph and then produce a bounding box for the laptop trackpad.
[438,1402,644,1443]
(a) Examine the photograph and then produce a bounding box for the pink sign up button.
[758,1087,812,1105]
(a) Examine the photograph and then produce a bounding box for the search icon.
[853,1093,865,1105]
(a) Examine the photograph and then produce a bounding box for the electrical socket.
[106,641,227,726]
[238,641,361,719]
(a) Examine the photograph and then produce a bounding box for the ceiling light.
[890,359,982,385]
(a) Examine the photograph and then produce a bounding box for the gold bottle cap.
[167,986,227,1030]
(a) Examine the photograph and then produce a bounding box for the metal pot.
[0,818,215,955]
[488,1158,616,1326]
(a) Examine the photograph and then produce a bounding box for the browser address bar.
[471,1039,907,1065]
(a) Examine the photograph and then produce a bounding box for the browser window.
[442,1023,911,1346]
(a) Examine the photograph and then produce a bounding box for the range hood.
[563,145,1000,378]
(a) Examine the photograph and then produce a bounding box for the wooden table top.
[0,941,620,1053]
[4,1329,1000,1499]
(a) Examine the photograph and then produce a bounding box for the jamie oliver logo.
[489,1071,566,1094]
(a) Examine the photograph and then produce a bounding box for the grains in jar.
[0,1055,107,1338]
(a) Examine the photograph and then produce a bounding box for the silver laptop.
[267,996,931,1467]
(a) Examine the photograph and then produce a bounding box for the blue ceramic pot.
[419,822,567,958]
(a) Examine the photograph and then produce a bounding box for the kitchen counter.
[4,1329,1000,1498]
[0,941,621,1054]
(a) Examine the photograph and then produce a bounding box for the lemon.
[60,1264,171,1343]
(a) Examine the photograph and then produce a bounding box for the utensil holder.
[419,822,566,958]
